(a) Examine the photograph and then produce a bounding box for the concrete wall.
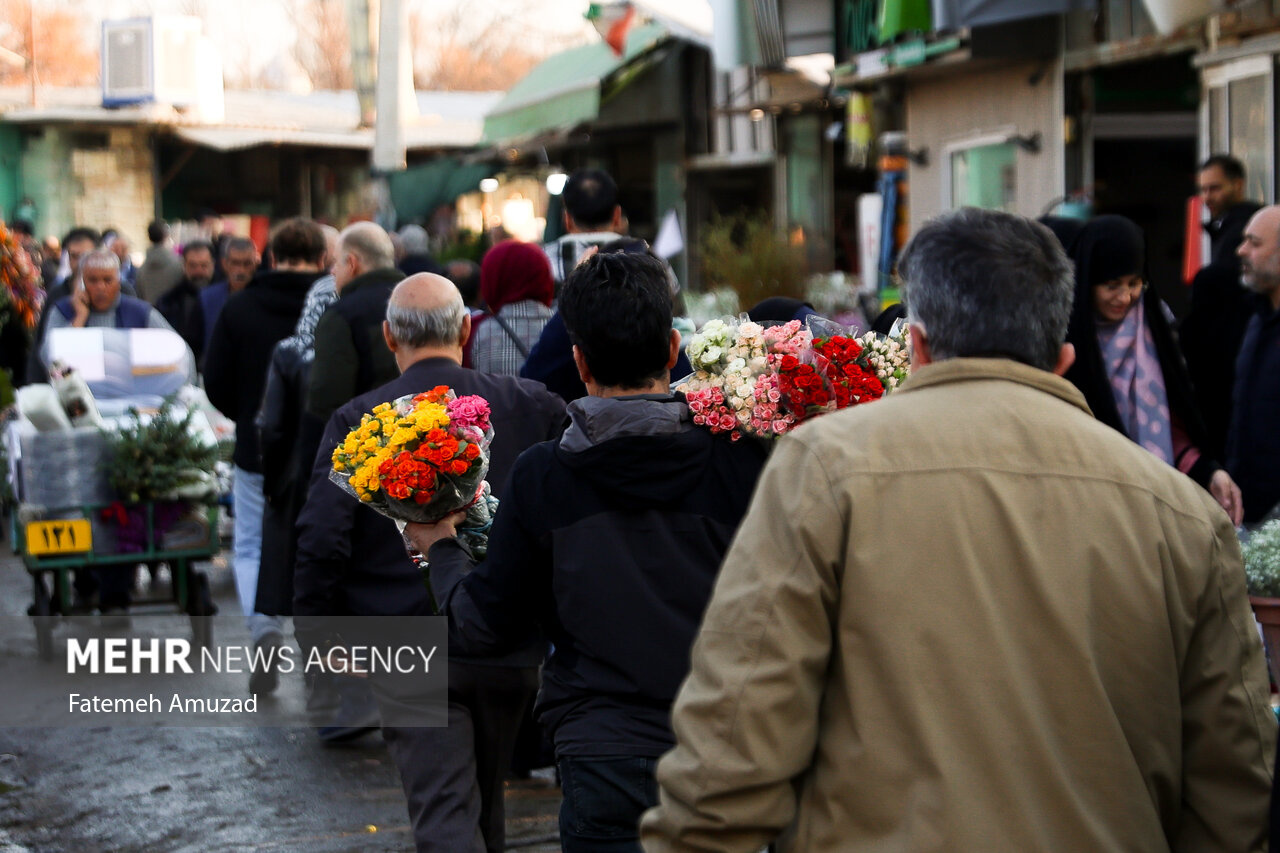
[22,126,154,246]
[905,59,1065,233]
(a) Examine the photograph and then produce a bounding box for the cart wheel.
[188,571,216,651]
[31,574,54,662]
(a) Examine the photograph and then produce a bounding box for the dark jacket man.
[156,278,207,362]
[306,267,404,419]
[205,223,325,473]
[307,222,404,420]
[1181,199,1264,458]
[295,272,565,853]
[408,253,767,852]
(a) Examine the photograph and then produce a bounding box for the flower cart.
[18,500,220,660]
[7,328,230,660]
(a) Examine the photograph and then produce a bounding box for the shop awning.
[388,158,497,224]
[930,0,1095,31]
[481,21,671,145]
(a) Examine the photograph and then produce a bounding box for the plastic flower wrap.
[329,386,494,524]
[679,315,909,441]
[857,320,911,392]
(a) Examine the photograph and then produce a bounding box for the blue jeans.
[232,466,282,643]
[557,755,659,853]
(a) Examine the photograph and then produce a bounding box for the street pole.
[371,0,408,173]
[27,0,36,106]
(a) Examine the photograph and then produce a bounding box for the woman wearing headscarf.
[472,240,555,376]
[1062,214,1243,524]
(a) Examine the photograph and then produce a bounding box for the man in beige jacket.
[641,208,1276,852]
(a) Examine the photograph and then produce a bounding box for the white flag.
[653,208,684,259]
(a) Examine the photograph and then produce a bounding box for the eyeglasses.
[1098,276,1146,295]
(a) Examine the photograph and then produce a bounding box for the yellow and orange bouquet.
[329,385,493,524]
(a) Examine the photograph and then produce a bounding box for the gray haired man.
[306,221,406,421]
[641,208,1275,852]
[294,273,565,853]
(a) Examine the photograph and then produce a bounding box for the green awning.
[388,158,495,224]
[482,22,669,145]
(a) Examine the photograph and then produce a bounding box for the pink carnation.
[447,395,491,431]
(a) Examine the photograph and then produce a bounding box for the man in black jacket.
[407,253,768,853]
[155,240,216,363]
[1230,204,1280,522]
[1182,154,1264,458]
[306,221,404,421]
[205,217,326,694]
[294,272,565,853]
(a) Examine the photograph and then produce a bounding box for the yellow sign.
[26,519,92,556]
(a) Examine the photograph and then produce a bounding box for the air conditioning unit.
[101,16,203,108]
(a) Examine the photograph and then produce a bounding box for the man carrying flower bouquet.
[639,208,1276,852]
[294,273,565,853]
[405,252,769,852]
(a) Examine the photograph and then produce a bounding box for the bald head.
[320,224,341,270]
[385,273,468,351]
[1239,205,1280,308]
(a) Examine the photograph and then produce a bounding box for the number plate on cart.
[26,520,92,556]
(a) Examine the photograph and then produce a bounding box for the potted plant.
[99,399,221,553]
[1242,520,1280,684]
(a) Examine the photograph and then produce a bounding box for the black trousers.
[381,660,539,853]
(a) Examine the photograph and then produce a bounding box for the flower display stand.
[1249,595,1280,687]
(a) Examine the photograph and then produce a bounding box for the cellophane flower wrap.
[329,386,494,524]
[678,315,910,441]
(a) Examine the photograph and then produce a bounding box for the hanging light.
[545,172,568,195]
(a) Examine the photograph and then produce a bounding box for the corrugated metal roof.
[0,87,502,151]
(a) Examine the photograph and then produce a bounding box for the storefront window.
[1204,58,1273,204]
[950,142,1017,212]
[1229,76,1269,203]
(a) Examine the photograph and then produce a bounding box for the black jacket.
[429,394,768,758]
[1228,303,1280,522]
[204,269,319,472]
[1205,201,1262,267]
[293,357,566,659]
[254,338,327,615]
[155,277,207,363]
[306,267,404,421]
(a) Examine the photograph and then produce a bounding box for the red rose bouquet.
[680,316,908,441]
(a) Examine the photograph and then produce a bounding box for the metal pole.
[371,0,407,173]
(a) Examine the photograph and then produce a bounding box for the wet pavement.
[0,544,562,851]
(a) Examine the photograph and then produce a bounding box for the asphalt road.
[0,545,562,852]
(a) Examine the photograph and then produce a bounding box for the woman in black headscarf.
[1057,214,1242,524]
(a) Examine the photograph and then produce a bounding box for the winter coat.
[305,267,404,421]
[204,269,319,472]
[294,356,566,665]
[428,393,768,757]
[1228,303,1280,522]
[641,358,1275,852]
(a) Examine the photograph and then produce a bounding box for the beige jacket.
[642,358,1275,852]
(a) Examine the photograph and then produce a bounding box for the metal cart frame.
[16,502,220,661]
